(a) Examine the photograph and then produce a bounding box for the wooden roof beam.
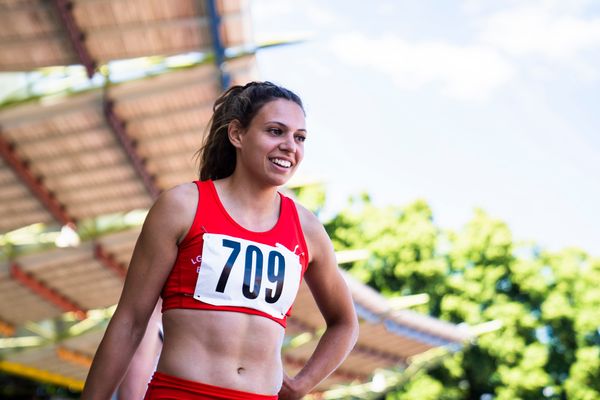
[10,263,86,320]
[355,302,459,348]
[0,133,75,227]
[94,244,127,279]
[103,99,160,200]
[383,319,459,349]
[287,318,406,365]
[353,343,407,366]
[0,320,16,337]
[284,354,367,382]
[52,0,96,78]
[89,16,211,36]
[56,346,92,368]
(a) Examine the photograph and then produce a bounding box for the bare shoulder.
[151,183,197,218]
[293,201,332,264]
[159,182,198,209]
[146,182,198,242]
[295,202,327,239]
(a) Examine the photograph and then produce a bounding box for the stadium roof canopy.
[0,0,473,394]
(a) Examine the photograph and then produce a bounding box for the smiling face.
[229,99,307,187]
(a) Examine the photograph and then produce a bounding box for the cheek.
[296,147,305,163]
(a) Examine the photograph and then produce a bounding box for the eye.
[295,134,306,143]
[268,128,283,136]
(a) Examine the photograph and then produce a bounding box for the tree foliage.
[320,194,600,399]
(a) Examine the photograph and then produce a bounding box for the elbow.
[342,305,360,350]
[340,313,359,355]
[110,308,150,342]
[326,308,360,350]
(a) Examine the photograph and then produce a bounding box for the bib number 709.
[216,239,285,303]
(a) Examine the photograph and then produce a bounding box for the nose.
[279,133,296,153]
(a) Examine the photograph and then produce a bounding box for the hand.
[278,373,306,400]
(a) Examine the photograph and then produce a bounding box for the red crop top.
[161,180,309,328]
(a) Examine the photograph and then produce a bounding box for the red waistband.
[144,371,278,400]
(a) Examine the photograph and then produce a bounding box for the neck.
[228,170,279,201]
[214,173,281,231]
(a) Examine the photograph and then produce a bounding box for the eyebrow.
[267,120,307,133]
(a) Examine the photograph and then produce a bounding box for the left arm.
[279,207,359,399]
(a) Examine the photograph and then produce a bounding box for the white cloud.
[251,0,344,44]
[250,0,313,43]
[329,1,600,100]
[478,4,600,60]
[304,3,338,26]
[251,0,296,21]
[330,33,515,101]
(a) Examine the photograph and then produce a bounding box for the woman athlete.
[82,82,359,399]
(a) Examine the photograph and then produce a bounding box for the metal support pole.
[206,0,231,89]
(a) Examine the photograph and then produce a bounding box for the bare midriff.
[157,308,285,395]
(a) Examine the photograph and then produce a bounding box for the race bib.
[194,233,302,319]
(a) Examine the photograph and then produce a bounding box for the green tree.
[323,195,600,399]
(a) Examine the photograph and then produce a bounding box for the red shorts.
[143,371,278,400]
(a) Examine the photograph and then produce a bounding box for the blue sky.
[250,0,600,255]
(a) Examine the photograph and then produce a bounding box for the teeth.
[271,158,292,168]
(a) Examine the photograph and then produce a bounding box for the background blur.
[251,0,600,256]
[1,1,599,399]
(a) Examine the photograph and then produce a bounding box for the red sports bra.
[161,180,309,328]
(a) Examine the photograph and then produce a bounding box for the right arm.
[82,185,195,400]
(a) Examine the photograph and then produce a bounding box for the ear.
[228,120,244,149]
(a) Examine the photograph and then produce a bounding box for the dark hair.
[197,81,304,181]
